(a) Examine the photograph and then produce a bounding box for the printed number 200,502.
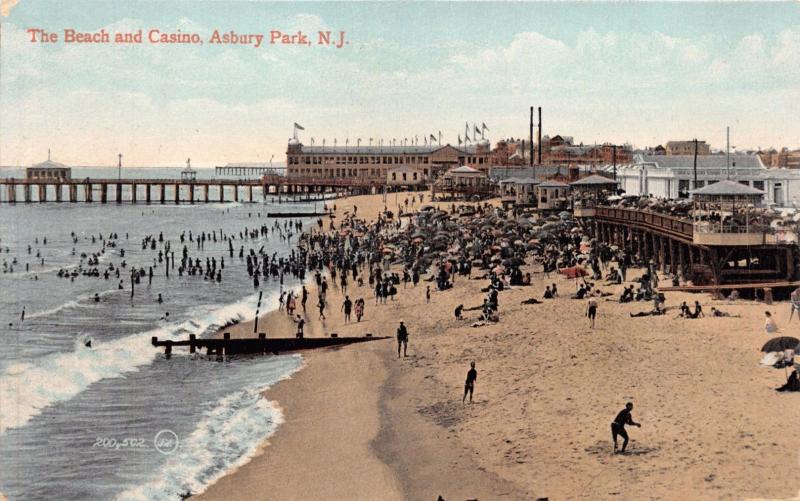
[93,437,147,449]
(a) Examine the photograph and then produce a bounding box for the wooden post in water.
[222,332,231,359]
[38,184,46,202]
[174,184,180,204]
[189,334,196,354]
[116,183,122,203]
[189,184,195,204]
[219,184,224,203]
[159,184,165,204]
[55,184,62,202]
[132,183,137,204]
[101,183,108,203]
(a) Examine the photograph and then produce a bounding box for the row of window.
[27,169,70,179]
[390,172,419,181]
[290,167,432,179]
[677,179,766,191]
[288,155,488,166]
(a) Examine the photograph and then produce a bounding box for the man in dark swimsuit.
[611,402,641,454]
[463,361,477,403]
[341,295,353,323]
[396,321,408,358]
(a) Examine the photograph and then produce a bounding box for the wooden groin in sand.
[152,332,389,358]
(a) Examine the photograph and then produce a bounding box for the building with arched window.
[286,140,491,183]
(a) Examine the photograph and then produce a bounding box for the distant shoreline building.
[759,148,800,169]
[609,153,800,206]
[286,138,492,183]
[25,154,71,181]
[536,135,633,167]
[665,140,710,156]
[215,162,285,177]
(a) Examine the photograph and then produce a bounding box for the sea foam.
[115,354,302,501]
[0,290,280,435]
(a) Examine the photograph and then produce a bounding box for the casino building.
[286,138,492,183]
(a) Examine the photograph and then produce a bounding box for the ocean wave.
[115,355,303,501]
[26,289,118,319]
[0,290,280,436]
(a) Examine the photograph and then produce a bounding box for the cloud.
[3,18,800,163]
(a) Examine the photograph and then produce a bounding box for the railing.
[1,177,262,185]
[595,206,695,241]
[595,206,800,246]
[693,222,770,234]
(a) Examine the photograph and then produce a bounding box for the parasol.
[761,337,799,353]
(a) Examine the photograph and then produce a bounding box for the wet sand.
[198,192,800,501]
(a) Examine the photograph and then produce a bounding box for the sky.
[1,1,799,167]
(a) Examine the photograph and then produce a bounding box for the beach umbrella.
[761,337,800,353]
[559,266,588,279]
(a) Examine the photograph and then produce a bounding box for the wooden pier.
[0,175,387,204]
[585,206,798,286]
[152,332,389,358]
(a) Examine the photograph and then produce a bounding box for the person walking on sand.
[611,402,641,454]
[295,315,305,339]
[397,320,409,358]
[301,285,308,311]
[426,285,431,304]
[586,297,598,328]
[463,361,477,403]
[355,298,364,322]
[341,295,353,323]
[318,296,326,320]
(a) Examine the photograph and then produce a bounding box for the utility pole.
[693,138,698,190]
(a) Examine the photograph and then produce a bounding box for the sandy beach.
[198,192,799,501]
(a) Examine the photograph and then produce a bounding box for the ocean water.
[0,189,313,500]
